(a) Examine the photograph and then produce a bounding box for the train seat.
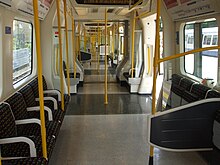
[29,76,70,110]
[0,103,54,161]
[191,84,211,100]
[4,93,61,138]
[18,85,65,123]
[63,61,80,79]
[2,157,48,165]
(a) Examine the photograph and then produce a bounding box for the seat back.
[19,85,37,107]
[191,84,211,100]
[0,103,17,138]
[28,78,39,98]
[5,93,29,120]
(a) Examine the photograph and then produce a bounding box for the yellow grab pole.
[56,0,65,111]
[147,47,151,75]
[63,0,70,96]
[149,0,161,164]
[131,10,136,78]
[78,23,81,61]
[98,25,101,72]
[56,46,59,74]
[112,24,115,60]
[71,10,76,79]
[117,22,120,65]
[104,8,108,105]
[33,0,47,159]
[84,28,87,51]
[158,46,220,63]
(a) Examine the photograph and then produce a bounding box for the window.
[13,20,33,84]
[184,24,194,74]
[183,20,218,82]
[212,35,218,45]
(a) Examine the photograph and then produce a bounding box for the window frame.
[12,19,33,84]
[183,23,195,75]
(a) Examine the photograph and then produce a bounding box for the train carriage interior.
[0,0,220,164]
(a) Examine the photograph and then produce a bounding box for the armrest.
[0,137,37,157]
[27,106,53,121]
[15,119,41,126]
[44,90,61,101]
[35,97,58,110]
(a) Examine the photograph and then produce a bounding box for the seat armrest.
[27,106,53,121]
[35,97,58,110]
[44,90,61,101]
[0,137,37,157]
[15,119,41,126]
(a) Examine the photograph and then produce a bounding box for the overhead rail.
[63,0,71,96]
[56,0,65,111]
[33,0,47,159]
[104,8,108,105]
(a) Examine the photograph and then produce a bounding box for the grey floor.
[49,60,207,165]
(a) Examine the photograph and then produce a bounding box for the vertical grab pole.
[78,23,81,61]
[84,28,87,51]
[98,24,101,72]
[117,21,120,65]
[131,10,136,78]
[104,8,108,105]
[149,0,161,164]
[63,0,70,96]
[71,10,76,79]
[56,0,65,111]
[112,24,115,61]
[33,0,47,159]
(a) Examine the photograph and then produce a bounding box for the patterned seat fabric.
[2,157,48,165]
[172,74,183,85]
[181,90,199,103]
[19,85,65,122]
[0,104,54,160]
[179,78,194,91]
[191,84,211,99]
[5,93,61,138]
[29,76,69,109]
[206,90,220,98]
[63,61,80,78]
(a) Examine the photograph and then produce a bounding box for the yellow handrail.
[98,25,101,72]
[33,0,47,159]
[147,46,151,75]
[158,46,220,64]
[104,8,108,105]
[78,23,81,61]
[56,0,65,111]
[63,0,70,96]
[70,10,77,79]
[149,0,161,164]
[84,28,87,51]
[117,22,120,65]
[56,46,59,74]
[129,0,143,10]
[131,10,136,78]
[112,24,115,60]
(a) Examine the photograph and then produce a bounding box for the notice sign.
[165,0,216,20]
[163,0,178,9]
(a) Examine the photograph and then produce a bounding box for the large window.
[184,20,218,82]
[13,20,33,84]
